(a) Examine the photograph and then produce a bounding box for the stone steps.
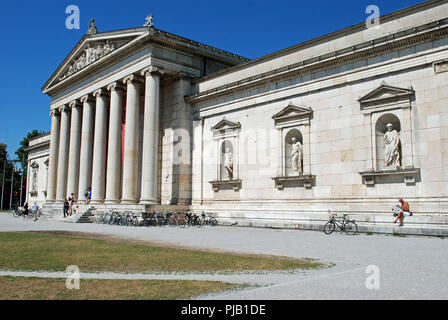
[76,209,95,223]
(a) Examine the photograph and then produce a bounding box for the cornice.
[193,0,448,85]
[186,22,448,105]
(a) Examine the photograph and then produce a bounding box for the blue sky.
[0,0,423,163]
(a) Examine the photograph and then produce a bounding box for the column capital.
[123,74,143,86]
[141,66,164,77]
[175,72,196,82]
[93,88,108,98]
[107,81,125,93]
[68,100,81,109]
[80,94,94,103]
[50,109,60,117]
[58,105,70,113]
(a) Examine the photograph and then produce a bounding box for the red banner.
[121,98,126,168]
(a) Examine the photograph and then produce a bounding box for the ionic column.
[78,95,95,201]
[56,105,71,202]
[46,109,60,203]
[140,67,164,204]
[121,74,141,204]
[66,100,82,200]
[90,89,109,204]
[105,82,124,204]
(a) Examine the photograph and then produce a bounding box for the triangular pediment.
[211,118,241,132]
[358,84,414,104]
[42,29,149,93]
[272,102,312,121]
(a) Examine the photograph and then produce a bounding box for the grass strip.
[0,276,239,300]
[0,231,322,272]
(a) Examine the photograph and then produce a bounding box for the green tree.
[15,130,44,170]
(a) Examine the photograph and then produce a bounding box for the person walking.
[85,187,92,205]
[32,202,39,221]
[68,193,74,216]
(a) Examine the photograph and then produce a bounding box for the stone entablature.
[192,1,448,94]
[189,21,448,104]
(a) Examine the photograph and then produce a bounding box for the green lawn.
[0,276,240,300]
[0,231,323,273]
[0,231,322,300]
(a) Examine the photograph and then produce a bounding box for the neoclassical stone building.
[32,0,448,233]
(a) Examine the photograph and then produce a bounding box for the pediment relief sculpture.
[59,40,117,81]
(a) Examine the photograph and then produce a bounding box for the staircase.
[76,207,95,223]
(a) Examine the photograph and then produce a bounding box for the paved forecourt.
[0,213,447,299]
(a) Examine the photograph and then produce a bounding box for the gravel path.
[1,213,447,299]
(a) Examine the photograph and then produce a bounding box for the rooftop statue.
[144,14,154,28]
[87,18,98,34]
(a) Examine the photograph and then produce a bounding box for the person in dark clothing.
[63,199,69,218]
[23,202,29,220]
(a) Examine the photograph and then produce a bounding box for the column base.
[120,199,138,204]
[90,200,105,205]
[139,198,159,205]
[104,199,121,205]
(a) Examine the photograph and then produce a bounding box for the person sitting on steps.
[393,198,413,227]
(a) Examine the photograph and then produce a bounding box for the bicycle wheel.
[13,210,20,218]
[132,217,139,226]
[344,221,358,235]
[209,217,218,227]
[323,221,335,234]
[179,217,187,228]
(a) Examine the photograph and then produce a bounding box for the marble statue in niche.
[223,147,233,180]
[290,137,303,175]
[384,123,401,168]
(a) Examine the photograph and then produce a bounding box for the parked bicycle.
[186,211,202,227]
[168,211,187,227]
[11,206,24,218]
[324,210,358,235]
[200,211,218,227]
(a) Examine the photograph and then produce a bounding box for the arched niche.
[375,113,402,170]
[220,140,234,180]
[284,129,303,176]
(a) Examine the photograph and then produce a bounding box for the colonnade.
[46,66,164,204]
